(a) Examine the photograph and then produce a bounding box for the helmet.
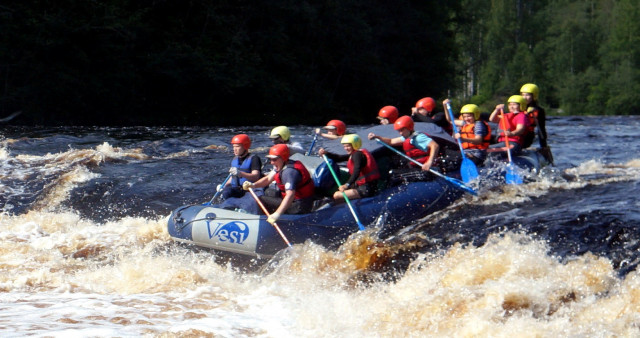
[325,120,346,136]
[460,104,481,120]
[508,95,527,111]
[520,83,539,101]
[266,144,290,162]
[230,134,251,149]
[378,106,399,123]
[394,115,414,131]
[340,134,362,151]
[269,126,291,141]
[415,97,436,112]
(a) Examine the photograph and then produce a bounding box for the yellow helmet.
[460,104,480,120]
[508,95,527,111]
[269,126,291,141]
[340,134,362,151]
[520,83,539,101]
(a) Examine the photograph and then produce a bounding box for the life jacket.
[347,149,380,186]
[460,121,491,150]
[402,132,432,164]
[497,112,527,146]
[525,106,539,134]
[230,153,259,187]
[274,160,315,199]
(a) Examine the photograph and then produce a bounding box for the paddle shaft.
[374,138,477,195]
[248,187,292,247]
[321,155,366,231]
[306,133,318,156]
[499,109,514,163]
[207,173,233,205]
[445,103,465,153]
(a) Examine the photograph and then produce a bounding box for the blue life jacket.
[230,154,259,187]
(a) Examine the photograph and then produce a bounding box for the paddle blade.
[442,175,478,196]
[460,157,479,183]
[505,163,523,185]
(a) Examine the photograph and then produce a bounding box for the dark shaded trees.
[0,0,458,125]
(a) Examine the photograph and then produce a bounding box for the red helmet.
[231,134,251,149]
[266,144,290,162]
[394,115,414,131]
[416,97,436,112]
[325,120,346,136]
[378,106,399,123]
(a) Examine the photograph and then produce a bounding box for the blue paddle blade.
[460,157,479,183]
[505,163,523,185]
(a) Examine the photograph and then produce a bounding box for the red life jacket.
[460,121,491,150]
[498,112,526,145]
[347,149,380,186]
[402,132,431,164]
[274,160,314,199]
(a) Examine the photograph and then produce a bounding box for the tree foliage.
[0,0,638,125]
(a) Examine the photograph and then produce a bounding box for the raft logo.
[207,221,249,244]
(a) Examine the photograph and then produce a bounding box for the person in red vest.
[377,106,399,125]
[315,119,347,140]
[318,134,381,201]
[368,115,440,172]
[243,144,314,223]
[488,95,529,156]
[520,83,548,149]
[443,100,491,166]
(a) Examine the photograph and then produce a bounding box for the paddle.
[306,133,318,156]
[321,154,366,231]
[204,173,233,205]
[374,139,477,196]
[499,109,523,185]
[0,111,21,123]
[248,187,292,247]
[445,103,479,183]
[534,116,554,165]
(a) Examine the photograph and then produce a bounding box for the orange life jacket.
[525,107,539,134]
[274,160,314,199]
[460,121,491,150]
[347,149,380,186]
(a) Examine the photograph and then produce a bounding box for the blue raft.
[167,175,463,257]
[166,122,549,257]
[167,123,467,257]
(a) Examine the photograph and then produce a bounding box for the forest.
[1,0,638,126]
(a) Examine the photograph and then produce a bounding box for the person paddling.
[243,144,315,224]
[315,120,347,140]
[411,97,453,135]
[443,99,491,166]
[368,115,439,173]
[218,134,263,200]
[318,134,380,202]
[269,126,305,155]
[377,105,399,125]
[488,95,529,156]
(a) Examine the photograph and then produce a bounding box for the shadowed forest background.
[1,0,638,126]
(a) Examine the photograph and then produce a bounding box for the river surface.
[1,116,640,336]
